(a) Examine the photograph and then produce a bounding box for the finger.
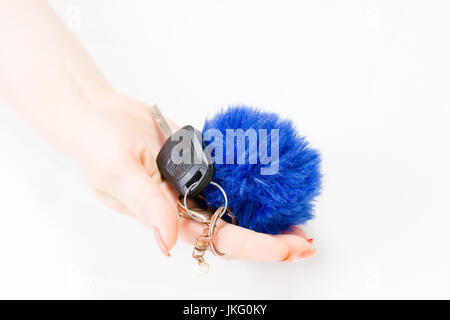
[92,188,134,217]
[180,218,297,261]
[274,234,315,261]
[108,161,179,257]
[283,226,314,244]
[138,148,160,177]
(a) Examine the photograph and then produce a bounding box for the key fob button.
[165,158,191,179]
[156,125,214,197]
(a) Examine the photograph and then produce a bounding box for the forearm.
[0,0,113,151]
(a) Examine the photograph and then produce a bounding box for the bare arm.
[0,0,314,261]
[0,0,111,152]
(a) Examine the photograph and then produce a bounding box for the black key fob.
[156,125,214,197]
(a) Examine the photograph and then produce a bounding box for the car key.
[150,105,214,197]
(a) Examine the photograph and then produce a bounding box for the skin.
[0,0,315,261]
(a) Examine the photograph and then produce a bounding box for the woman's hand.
[69,92,315,261]
[0,1,315,261]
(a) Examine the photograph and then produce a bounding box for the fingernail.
[298,248,316,260]
[154,228,171,257]
[307,238,314,244]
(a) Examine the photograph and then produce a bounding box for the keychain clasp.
[176,181,231,276]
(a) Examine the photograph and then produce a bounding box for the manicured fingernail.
[298,248,316,260]
[307,238,314,244]
[154,228,170,257]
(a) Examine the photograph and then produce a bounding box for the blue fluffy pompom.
[201,106,322,235]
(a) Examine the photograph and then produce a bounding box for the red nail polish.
[307,238,314,244]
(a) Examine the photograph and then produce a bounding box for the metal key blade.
[150,104,174,139]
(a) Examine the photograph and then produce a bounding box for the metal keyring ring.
[183,181,228,224]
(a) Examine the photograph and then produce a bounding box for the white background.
[0,0,449,299]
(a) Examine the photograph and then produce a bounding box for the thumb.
[109,162,179,257]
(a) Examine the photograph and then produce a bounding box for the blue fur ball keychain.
[201,106,321,235]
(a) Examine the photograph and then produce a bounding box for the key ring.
[177,195,231,256]
[176,181,232,275]
[182,181,228,224]
[177,180,229,259]
[177,195,211,223]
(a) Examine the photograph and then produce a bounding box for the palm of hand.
[74,93,314,261]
